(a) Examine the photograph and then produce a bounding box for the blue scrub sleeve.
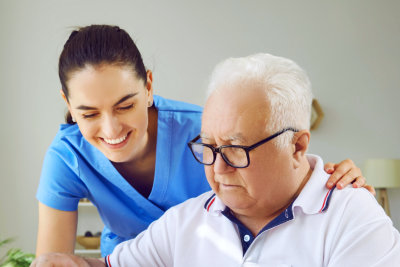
[36,145,88,211]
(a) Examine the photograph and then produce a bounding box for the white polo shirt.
[106,155,400,267]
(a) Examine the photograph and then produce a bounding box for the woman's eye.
[82,113,98,119]
[118,104,134,111]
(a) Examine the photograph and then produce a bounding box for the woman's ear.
[60,90,69,105]
[146,70,154,106]
[60,90,74,119]
[292,130,310,168]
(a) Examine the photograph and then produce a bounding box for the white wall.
[0,0,399,254]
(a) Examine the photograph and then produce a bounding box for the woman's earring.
[148,101,153,107]
[72,116,76,122]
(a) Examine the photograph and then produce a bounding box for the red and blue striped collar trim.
[319,186,336,213]
[204,193,217,212]
[105,255,112,267]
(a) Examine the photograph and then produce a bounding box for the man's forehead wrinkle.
[200,132,247,142]
[227,133,247,142]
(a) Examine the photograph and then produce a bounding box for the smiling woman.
[34,24,367,259]
[63,65,154,164]
[35,25,210,257]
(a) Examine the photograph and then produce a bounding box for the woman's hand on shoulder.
[324,159,376,195]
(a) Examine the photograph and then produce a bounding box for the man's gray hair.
[207,53,313,148]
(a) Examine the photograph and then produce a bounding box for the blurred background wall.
[0,0,399,254]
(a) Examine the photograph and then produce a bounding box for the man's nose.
[213,153,234,174]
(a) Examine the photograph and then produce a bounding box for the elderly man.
[32,53,400,266]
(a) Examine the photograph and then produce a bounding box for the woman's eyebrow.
[113,92,138,107]
[75,92,139,110]
[75,105,96,110]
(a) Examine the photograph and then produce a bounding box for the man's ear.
[292,130,310,168]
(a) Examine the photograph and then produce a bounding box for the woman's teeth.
[104,135,127,145]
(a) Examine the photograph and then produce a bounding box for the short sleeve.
[36,142,88,211]
[107,207,175,267]
[327,189,400,266]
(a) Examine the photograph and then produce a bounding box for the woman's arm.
[36,202,78,257]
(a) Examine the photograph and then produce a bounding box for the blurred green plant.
[0,238,35,267]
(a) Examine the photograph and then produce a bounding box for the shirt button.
[243,235,251,242]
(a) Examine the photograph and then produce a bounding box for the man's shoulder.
[330,186,384,216]
[298,155,382,218]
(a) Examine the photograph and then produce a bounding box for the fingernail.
[338,183,343,189]
[327,182,333,188]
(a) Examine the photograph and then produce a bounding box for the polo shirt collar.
[292,154,335,215]
[204,193,226,216]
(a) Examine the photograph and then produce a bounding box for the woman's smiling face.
[64,64,153,163]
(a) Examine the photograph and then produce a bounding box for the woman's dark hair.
[59,25,147,124]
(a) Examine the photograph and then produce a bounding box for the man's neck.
[232,164,313,236]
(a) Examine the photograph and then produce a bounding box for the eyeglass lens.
[190,143,248,167]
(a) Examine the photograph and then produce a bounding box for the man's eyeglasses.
[187,128,299,168]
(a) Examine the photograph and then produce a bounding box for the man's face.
[201,85,299,218]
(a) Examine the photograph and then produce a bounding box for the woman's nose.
[101,114,122,138]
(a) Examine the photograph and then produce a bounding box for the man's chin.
[217,190,251,211]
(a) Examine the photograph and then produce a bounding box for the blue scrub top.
[36,95,210,255]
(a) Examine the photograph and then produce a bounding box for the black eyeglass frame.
[187,127,299,168]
